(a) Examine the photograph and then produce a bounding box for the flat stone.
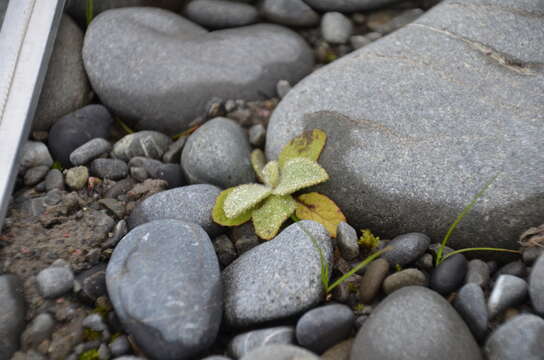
[228,326,295,359]
[260,0,320,27]
[488,275,528,319]
[65,166,89,190]
[223,221,333,327]
[358,258,389,304]
[127,184,222,236]
[70,138,112,166]
[382,268,427,295]
[181,118,255,188]
[485,314,544,360]
[19,141,53,173]
[83,7,313,134]
[106,220,222,360]
[240,345,319,360]
[453,283,488,341]
[33,15,91,131]
[382,233,430,267]
[36,266,74,299]
[529,254,544,314]
[296,303,354,354]
[351,286,482,360]
[321,12,353,44]
[0,275,26,359]
[183,0,258,29]
[336,222,360,260]
[91,159,128,180]
[112,131,172,162]
[465,259,490,288]
[48,105,113,167]
[266,0,544,252]
[430,254,468,295]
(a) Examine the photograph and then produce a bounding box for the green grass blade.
[435,174,499,266]
[298,224,329,291]
[443,247,520,260]
[327,247,390,293]
[86,0,94,26]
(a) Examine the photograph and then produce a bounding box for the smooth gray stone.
[21,313,55,350]
[129,157,184,188]
[303,0,398,12]
[351,286,482,360]
[106,220,222,360]
[261,0,320,27]
[75,264,107,303]
[127,184,222,236]
[24,166,50,186]
[529,254,544,314]
[223,221,333,327]
[321,12,353,44]
[183,0,258,29]
[36,266,74,299]
[382,268,427,294]
[113,131,172,162]
[240,345,319,360]
[495,260,526,278]
[453,283,488,342]
[70,138,112,166]
[229,326,295,359]
[48,105,113,167]
[266,0,544,252]
[488,275,528,318]
[91,159,128,180]
[465,259,490,288]
[33,15,91,131]
[382,233,430,267]
[83,7,313,134]
[430,254,467,295]
[336,222,359,260]
[248,124,266,147]
[485,314,544,360]
[19,141,53,173]
[44,169,65,191]
[296,304,354,354]
[182,118,255,188]
[0,275,25,359]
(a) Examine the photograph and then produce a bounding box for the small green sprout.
[86,0,94,26]
[80,349,99,360]
[358,229,380,249]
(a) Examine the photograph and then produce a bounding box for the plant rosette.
[212,129,346,240]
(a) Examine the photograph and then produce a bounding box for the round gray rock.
[382,233,430,267]
[266,0,544,252]
[351,286,482,360]
[83,7,314,135]
[183,0,258,29]
[33,15,91,131]
[127,184,222,236]
[321,12,353,44]
[36,266,74,299]
[182,118,254,188]
[223,221,333,327]
[485,314,544,360]
[240,345,319,360]
[106,220,222,360]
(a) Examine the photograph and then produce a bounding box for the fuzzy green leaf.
[252,195,296,240]
[273,158,329,196]
[278,129,327,168]
[224,184,271,219]
[212,188,252,226]
[262,161,280,188]
[251,149,266,183]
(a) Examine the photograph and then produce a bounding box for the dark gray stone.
[113,131,172,162]
[336,222,359,260]
[0,275,25,359]
[358,258,389,304]
[106,220,222,360]
[223,221,333,327]
[213,234,237,267]
[296,304,354,354]
[383,268,427,294]
[382,233,430,267]
[37,266,74,299]
[453,283,488,341]
[129,157,184,188]
[162,136,187,164]
[496,260,526,278]
[127,184,222,236]
[33,15,91,131]
[91,159,128,180]
[240,345,319,360]
[45,169,65,191]
[182,118,255,188]
[529,254,544,314]
[303,0,398,12]
[19,141,53,173]
[261,0,319,27]
[231,222,260,255]
[321,12,353,44]
[465,259,490,288]
[83,7,313,134]
[183,0,258,29]
[485,314,544,360]
[70,138,112,166]
[523,247,543,265]
[24,166,50,187]
[351,286,482,360]
[229,327,295,359]
[48,105,113,167]
[266,0,544,252]
[488,275,528,319]
[75,264,107,303]
[430,254,468,295]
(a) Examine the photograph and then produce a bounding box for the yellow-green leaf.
[295,192,346,237]
[212,188,252,226]
[262,161,280,188]
[278,129,327,168]
[252,195,296,240]
[251,149,266,183]
[273,158,329,196]
[224,184,271,219]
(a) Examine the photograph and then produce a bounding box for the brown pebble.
[358,258,389,304]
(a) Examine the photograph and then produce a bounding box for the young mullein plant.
[213,129,346,240]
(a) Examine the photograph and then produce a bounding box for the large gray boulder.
[266,0,544,251]
[83,7,314,134]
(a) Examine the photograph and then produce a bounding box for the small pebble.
[83,313,108,332]
[19,141,53,172]
[69,138,112,166]
[430,254,468,295]
[162,136,187,164]
[523,247,543,265]
[383,232,430,267]
[45,169,65,191]
[488,275,528,319]
[21,313,55,350]
[214,235,237,267]
[65,166,89,190]
[24,166,50,186]
[109,335,130,357]
[248,124,266,147]
[102,220,128,249]
[229,327,295,359]
[91,159,128,180]
[231,223,260,254]
[365,32,382,41]
[465,259,490,288]
[130,166,148,182]
[276,80,292,99]
[453,283,488,341]
[496,260,526,278]
[336,222,360,260]
[415,253,434,271]
[36,266,74,298]
[358,258,389,303]
[383,268,427,295]
[350,35,371,49]
[321,12,353,44]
